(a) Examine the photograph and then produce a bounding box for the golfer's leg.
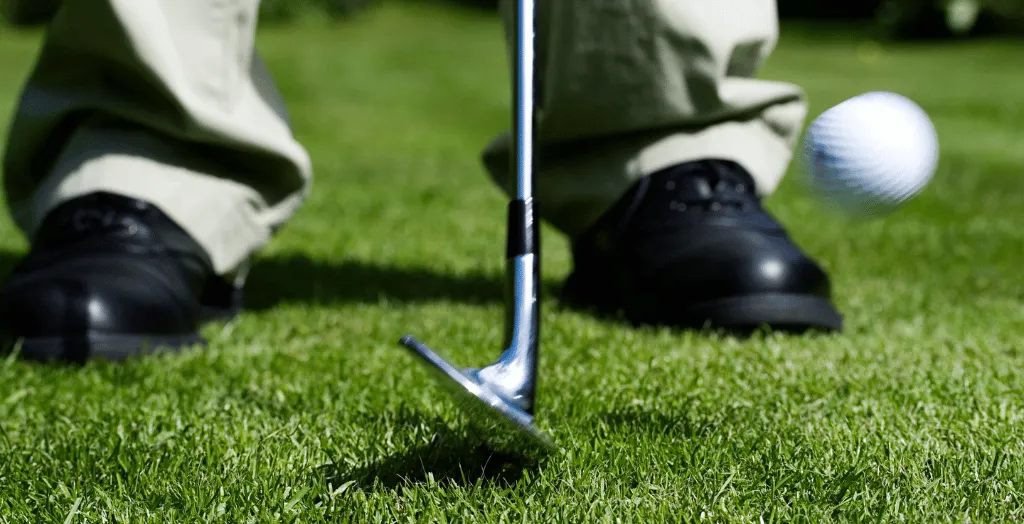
[484,0,806,237]
[2,0,311,275]
[0,0,313,359]
[484,0,841,332]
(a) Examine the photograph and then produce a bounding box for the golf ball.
[802,91,939,218]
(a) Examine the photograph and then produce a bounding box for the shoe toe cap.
[637,231,833,303]
[730,246,832,298]
[0,267,199,340]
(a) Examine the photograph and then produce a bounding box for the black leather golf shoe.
[0,192,238,362]
[561,159,842,333]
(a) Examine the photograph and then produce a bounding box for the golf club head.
[400,335,554,461]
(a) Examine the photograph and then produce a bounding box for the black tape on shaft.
[506,199,536,258]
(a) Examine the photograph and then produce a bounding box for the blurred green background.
[254,0,1024,39]
[262,0,1024,39]
[3,0,1024,39]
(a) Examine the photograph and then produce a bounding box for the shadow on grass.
[320,417,537,492]
[0,248,504,308]
[243,253,569,310]
[0,248,564,309]
[243,254,506,309]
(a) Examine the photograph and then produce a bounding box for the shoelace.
[16,203,154,275]
[665,160,759,212]
[67,206,144,239]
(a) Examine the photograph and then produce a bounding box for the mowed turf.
[0,4,1022,522]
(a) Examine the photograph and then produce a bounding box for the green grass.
[1,3,1022,521]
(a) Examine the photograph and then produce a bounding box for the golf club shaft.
[506,0,538,282]
[513,0,535,202]
[496,0,540,412]
[395,0,550,449]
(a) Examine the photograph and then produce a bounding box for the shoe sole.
[564,291,843,334]
[2,301,234,364]
[637,293,843,333]
[8,333,206,363]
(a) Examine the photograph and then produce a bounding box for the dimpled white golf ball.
[802,91,939,218]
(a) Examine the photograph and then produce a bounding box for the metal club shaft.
[396,0,552,458]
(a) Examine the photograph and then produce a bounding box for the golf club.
[397,0,554,460]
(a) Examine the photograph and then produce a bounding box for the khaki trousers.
[2,0,806,276]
